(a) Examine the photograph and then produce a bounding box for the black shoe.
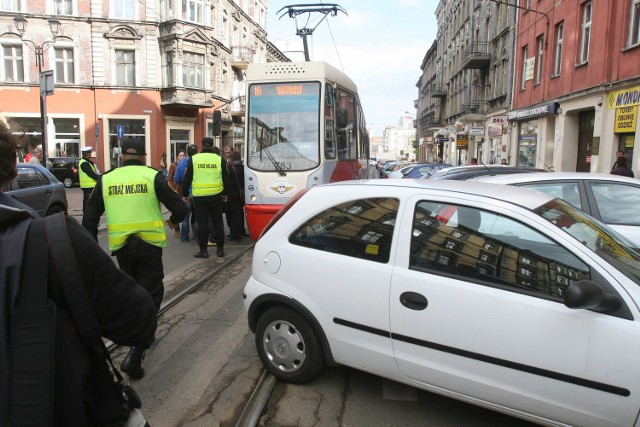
[194,250,209,258]
[121,347,145,379]
[216,248,225,257]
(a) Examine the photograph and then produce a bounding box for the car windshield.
[535,199,640,285]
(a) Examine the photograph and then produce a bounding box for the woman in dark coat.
[225,150,246,241]
[611,155,635,178]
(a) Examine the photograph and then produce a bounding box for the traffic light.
[213,110,222,136]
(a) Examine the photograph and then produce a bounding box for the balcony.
[458,101,487,122]
[462,42,491,70]
[230,46,255,70]
[160,86,213,108]
[431,85,447,98]
[230,95,246,116]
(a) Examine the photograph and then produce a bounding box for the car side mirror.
[564,280,622,313]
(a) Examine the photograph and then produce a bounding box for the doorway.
[576,110,594,172]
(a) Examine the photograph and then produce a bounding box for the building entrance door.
[576,110,595,172]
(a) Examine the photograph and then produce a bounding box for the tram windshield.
[247,82,321,172]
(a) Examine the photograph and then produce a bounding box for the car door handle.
[400,291,428,311]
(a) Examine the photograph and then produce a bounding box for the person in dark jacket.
[79,146,100,213]
[611,155,635,178]
[82,138,186,379]
[225,150,246,241]
[0,120,157,425]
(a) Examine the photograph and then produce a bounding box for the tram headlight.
[251,194,257,201]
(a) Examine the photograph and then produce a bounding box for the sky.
[265,0,439,137]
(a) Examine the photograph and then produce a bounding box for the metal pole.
[37,46,48,167]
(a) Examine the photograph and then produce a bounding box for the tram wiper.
[257,137,286,177]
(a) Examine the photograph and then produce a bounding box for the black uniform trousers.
[114,235,164,310]
[82,187,94,213]
[193,193,225,251]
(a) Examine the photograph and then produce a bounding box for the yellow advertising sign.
[608,86,640,109]
[614,105,638,133]
[456,135,468,148]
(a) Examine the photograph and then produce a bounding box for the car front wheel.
[255,306,325,384]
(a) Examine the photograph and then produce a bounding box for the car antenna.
[479,161,495,176]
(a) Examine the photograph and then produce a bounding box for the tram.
[244,61,370,240]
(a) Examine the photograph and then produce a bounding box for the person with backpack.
[0,120,157,425]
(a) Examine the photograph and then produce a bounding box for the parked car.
[380,161,413,178]
[245,179,640,427]
[402,163,453,179]
[385,163,416,179]
[426,164,546,180]
[47,157,80,188]
[478,172,640,246]
[4,163,68,216]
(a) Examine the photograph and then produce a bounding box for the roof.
[478,172,640,184]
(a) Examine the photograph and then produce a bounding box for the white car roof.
[322,179,554,210]
[477,172,640,184]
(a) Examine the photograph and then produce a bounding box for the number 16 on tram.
[244,61,370,240]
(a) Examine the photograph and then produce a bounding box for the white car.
[244,179,640,427]
[385,163,416,179]
[477,172,640,245]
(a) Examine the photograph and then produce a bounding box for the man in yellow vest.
[78,146,100,213]
[182,136,230,258]
[82,138,186,379]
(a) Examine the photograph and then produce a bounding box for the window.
[2,44,24,82]
[114,0,135,19]
[289,198,399,264]
[53,118,80,157]
[410,202,590,299]
[519,182,582,210]
[553,22,564,76]
[17,166,49,189]
[115,50,135,86]
[520,45,528,90]
[535,35,544,84]
[54,47,74,84]
[182,52,204,88]
[163,50,174,86]
[183,0,204,23]
[579,1,592,63]
[590,183,640,225]
[630,0,640,47]
[0,0,19,11]
[52,0,72,15]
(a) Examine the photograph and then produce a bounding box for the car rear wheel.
[62,176,74,188]
[255,306,324,384]
[45,204,66,216]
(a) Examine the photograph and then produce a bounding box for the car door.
[12,166,52,216]
[389,195,640,427]
[584,180,640,246]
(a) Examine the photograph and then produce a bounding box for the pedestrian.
[0,120,157,425]
[611,155,634,177]
[500,159,508,165]
[223,145,234,162]
[182,136,230,258]
[82,138,186,379]
[28,147,42,165]
[79,146,100,214]
[174,144,198,242]
[611,150,625,171]
[225,150,246,241]
[159,152,168,177]
[470,158,478,165]
[168,150,185,237]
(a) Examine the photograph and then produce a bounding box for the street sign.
[40,70,54,96]
[95,124,100,139]
[116,125,125,138]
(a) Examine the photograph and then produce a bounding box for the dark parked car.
[402,163,453,179]
[48,157,80,188]
[426,165,546,181]
[4,163,68,216]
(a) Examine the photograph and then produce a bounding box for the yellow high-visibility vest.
[79,158,97,189]
[102,166,166,251]
[191,152,223,196]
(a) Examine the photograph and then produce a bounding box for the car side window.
[289,197,399,263]
[590,182,640,225]
[16,167,47,189]
[519,182,582,210]
[410,201,590,300]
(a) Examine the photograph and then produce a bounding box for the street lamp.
[1,14,72,166]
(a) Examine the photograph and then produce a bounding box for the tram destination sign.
[251,83,314,97]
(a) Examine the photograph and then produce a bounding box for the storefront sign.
[525,57,535,81]
[608,86,640,109]
[469,126,485,136]
[614,105,638,133]
[488,125,502,137]
[436,136,449,143]
[490,116,507,126]
[456,134,468,148]
[507,101,559,121]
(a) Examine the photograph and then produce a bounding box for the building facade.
[418,0,517,166]
[511,0,640,173]
[0,0,280,171]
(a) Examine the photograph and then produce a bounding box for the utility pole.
[277,3,347,62]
